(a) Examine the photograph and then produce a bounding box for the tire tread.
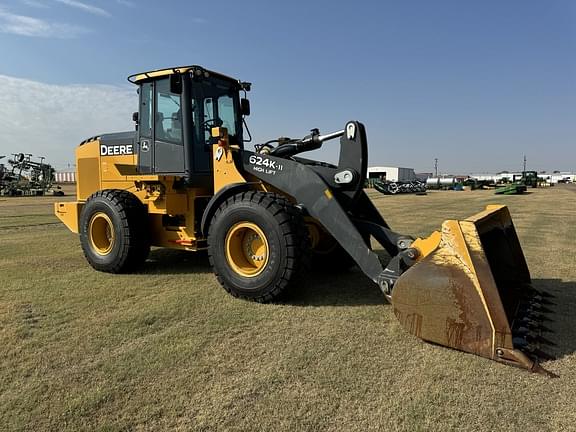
[80,189,150,273]
[207,191,309,303]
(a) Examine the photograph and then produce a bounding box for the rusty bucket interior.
[392,205,555,375]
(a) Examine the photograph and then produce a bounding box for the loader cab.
[131,66,249,181]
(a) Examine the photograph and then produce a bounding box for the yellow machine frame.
[55,127,252,251]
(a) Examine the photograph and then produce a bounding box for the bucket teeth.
[533,305,553,314]
[512,292,557,364]
[512,337,528,348]
[531,295,555,306]
[515,316,552,333]
[522,285,555,300]
[535,290,555,299]
[525,334,556,347]
[515,321,553,334]
[518,301,553,315]
[513,322,553,334]
[513,326,537,336]
[518,310,553,323]
[537,336,555,347]
[516,317,537,326]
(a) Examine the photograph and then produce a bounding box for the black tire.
[207,191,309,303]
[79,189,150,273]
[307,220,355,271]
[312,244,356,271]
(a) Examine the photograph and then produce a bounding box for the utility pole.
[523,155,527,173]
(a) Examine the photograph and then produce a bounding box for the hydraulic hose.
[269,129,345,158]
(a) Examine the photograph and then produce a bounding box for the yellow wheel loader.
[55,65,555,375]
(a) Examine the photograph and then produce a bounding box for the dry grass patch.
[0,185,575,431]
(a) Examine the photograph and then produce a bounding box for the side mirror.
[170,74,182,94]
[132,111,139,130]
[240,98,250,116]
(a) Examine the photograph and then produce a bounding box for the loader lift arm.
[244,121,418,297]
[243,120,556,376]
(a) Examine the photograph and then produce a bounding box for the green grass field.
[1,185,575,431]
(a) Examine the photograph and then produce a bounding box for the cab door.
[153,78,185,173]
[137,78,185,175]
[137,82,154,174]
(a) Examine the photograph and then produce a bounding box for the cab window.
[139,82,153,138]
[155,78,182,144]
[201,94,238,144]
[192,76,242,148]
[218,95,236,135]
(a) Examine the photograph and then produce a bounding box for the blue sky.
[0,0,574,173]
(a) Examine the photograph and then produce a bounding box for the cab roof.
[127,65,244,87]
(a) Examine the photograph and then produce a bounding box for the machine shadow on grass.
[139,248,212,275]
[139,248,388,306]
[137,252,576,360]
[287,269,385,307]
[286,249,391,307]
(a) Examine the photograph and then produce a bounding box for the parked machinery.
[0,153,62,196]
[374,180,427,195]
[519,171,539,188]
[495,183,527,195]
[0,156,6,187]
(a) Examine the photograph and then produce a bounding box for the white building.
[367,166,416,182]
[549,172,575,183]
[55,170,76,183]
[471,173,522,182]
[542,173,576,184]
[471,172,575,184]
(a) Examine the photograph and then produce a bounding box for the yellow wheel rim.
[225,222,269,277]
[88,212,115,256]
[306,220,337,255]
[307,222,321,250]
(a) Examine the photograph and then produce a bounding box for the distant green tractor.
[519,171,539,188]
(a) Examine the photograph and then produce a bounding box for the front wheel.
[207,191,309,302]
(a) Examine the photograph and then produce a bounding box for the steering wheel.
[201,118,223,132]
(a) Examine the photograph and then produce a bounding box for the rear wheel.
[79,190,150,273]
[307,220,355,271]
[208,191,309,302]
[312,243,357,271]
[307,219,371,271]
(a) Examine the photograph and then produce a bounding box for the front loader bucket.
[392,205,555,375]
